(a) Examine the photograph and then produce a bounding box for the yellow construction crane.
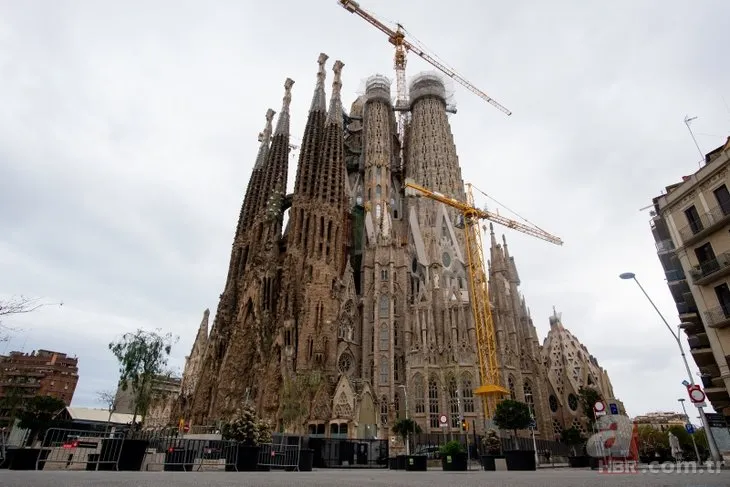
[404,178,563,418]
[337,0,511,156]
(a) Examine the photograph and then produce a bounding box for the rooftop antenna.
[683,115,704,166]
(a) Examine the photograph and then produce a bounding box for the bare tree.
[96,389,119,431]
[0,296,63,342]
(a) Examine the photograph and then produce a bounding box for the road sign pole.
[679,398,701,463]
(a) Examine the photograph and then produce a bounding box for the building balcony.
[688,334,711,350]
[665,269,686,282]
[689,253,730,285]
[703,305,730,329]
[690,346,716,367]
[705,386,730,406]
[678,203,730,247]
[656,238,676,254]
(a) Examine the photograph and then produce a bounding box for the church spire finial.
[326,60,345,125]
[275,78,294,136]
[310,53,329,112]
[254,109,276,169]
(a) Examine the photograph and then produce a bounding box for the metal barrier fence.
[143,436,238,472]
[307,437,388,468]
[410,432,570,461]
[39,428,126,471]
[258,441,301,471]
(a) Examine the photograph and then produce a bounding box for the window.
[684,205,703,235]
[549,395,559,412]
[380,397,388,426]
[394,322,399,347]
[524,380,535,419]
[414,374,425,413]
[379,295,389,317]
[428,377,440,428]
[394,357,399,381]
[508,376,516,400]
[448,376,460,428]
[714,283,730,318]
[568,393,578,411]
[381,269,388,281]
[442,252,451,268]
[714,184,730,215]
[394,392,401,419]
[379,324,389,351]
[376,204,381,219]
[376,185,382,199]
[461,373,474,413]
[695,242,717,275]
[379,359,389,384]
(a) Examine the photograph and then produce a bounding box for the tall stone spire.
[293,53,329,200]
[237,109,275,234]
[310,52,329,112]
[325,60,344,126]
[257,79,294,219]
[316,60,346,207]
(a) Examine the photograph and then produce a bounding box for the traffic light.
[461,419,468,432]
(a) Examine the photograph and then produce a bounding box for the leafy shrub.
[220,404,272,446]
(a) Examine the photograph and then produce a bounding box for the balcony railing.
[677,202,730,244]
[655,239,675,253]
[703,305,730,329]
[689,253,730,284]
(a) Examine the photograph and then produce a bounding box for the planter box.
[441,451,468,471]
[405,455,427,471]
[504,450,536,471]
[298,448,313,472]
[230,445,260,472]
[568,455,590,468]
[480,454,505,471]
[8,448,41,470]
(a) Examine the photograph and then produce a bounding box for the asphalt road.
[2,469,730,487]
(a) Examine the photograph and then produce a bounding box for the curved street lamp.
[619,272,722,463]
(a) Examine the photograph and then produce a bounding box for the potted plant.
[561,427,589,468]
[439,440,467,471]
[221,404,273,471]
[391,418,425,471]
[480,429,503,471]
[492,399,536,471]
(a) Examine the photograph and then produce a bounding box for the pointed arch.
[447,374,459,428]
[380,396,389,426]
[428,375,440,428]
[524,379,535,419]
[413,373,425,414]
[461,372,475,413]
[508,375,516,400]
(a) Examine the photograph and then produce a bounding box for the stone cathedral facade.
[178,52,580,439]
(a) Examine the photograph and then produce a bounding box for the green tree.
[636,425,669,457]
[108,328,177,425]
[492,399,532,450]
[392,418,422,451]
[578,387,602,423]
[17,395,66,446]
[560,426,586,456]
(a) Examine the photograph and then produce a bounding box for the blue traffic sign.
[685,423,695,434]
[609,403,619,415]
[529,419,537,429]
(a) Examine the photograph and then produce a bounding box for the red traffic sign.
[593,401,607,416]
[687,384,706,404]
[439,414,448,425]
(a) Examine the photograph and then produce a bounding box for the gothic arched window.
[448,376,459,428]
[393,321,399,347]
[394,392,401,419]
[379,295,389,317]
[508,376,516,400]
[376,184,382,199]
[380,397,388,426]
[379,324,389,351]
[461,372,475,413]
[414,373,425,414]
[524,380,535,419]
[428,376,440,428]
[379,358,389,385]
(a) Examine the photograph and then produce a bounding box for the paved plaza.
[2,469,730,487]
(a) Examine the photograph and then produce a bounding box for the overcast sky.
[1,0,729,420]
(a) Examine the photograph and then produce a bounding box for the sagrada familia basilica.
[170,52,623,440]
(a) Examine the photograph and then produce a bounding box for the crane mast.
[337,0,512,166]
[404,178,563,418]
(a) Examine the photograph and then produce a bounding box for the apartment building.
[0,349,79,426]
[651,136,730,421]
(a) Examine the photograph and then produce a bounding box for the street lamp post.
[619,272,722,463]
[398,384,410,456]
[678,398,702,462]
